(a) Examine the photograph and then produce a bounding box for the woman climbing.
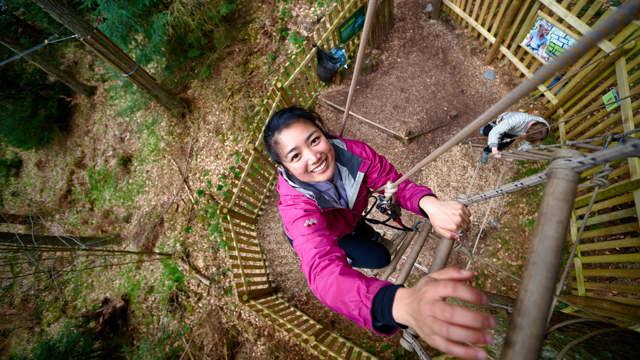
[480,111,550,164]
[264,106,495,360]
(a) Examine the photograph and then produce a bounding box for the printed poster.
[522,17,576,62]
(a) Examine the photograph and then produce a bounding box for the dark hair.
[525,122,549,142]
[263,106,332,163]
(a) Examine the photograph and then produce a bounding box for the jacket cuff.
[372,284,407,334]
[487,142,498,149]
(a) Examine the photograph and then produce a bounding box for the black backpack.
[316,45,342,83]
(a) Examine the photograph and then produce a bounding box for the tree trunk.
[32,0,188,117]
[0,232,121,248]
[0,32,96,97]
[0,213,34,225]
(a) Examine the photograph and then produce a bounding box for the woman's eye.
[311,136,320,145]
[290,153,300,161]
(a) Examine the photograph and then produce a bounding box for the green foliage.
[9,322,95,360]
[0,150,22,184]
[0,48,72,149]
[161,259,186,293]
[80,0,239,82]
[288,30,305,48]
[76,164,144,209]
[3,0,65,37]
[127,325,186,360]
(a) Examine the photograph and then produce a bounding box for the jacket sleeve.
[487,120,516,149]
[281,202,392,331]
[348,139,435,215]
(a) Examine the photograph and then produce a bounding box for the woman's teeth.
[311,160,326,173]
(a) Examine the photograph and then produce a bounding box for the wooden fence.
[218,1,393,358]
[443,0,640,326]
[216,0,639,357]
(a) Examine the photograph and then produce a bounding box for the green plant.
[288,31,305,48]
[0,150,22,184]
[78,165,144,209]
[80,0,239,85]
[0,49,72,149]
[8,322,95,360]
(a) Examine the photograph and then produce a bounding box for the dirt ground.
[256,0,541,357]
[1,0,548,358]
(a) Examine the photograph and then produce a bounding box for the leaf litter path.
[257,0,524,356]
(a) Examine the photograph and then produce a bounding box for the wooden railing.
[443,0,640,326]
[217,0,639,356]
[217,1,393,358]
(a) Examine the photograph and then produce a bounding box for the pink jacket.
[277,138,434,331]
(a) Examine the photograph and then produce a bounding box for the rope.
[465,167,506,270]
[457,138,640,206]
[555,327,625,360]
[545,137,613,326]
[0,34,78,67]
[375,1,639,192]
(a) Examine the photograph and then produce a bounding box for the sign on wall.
[522,16,576,62]
[338,6,365,44]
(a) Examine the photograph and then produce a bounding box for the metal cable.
[0,34,78,67]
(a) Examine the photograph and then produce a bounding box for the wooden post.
[0,14,96,97]
[485,0,521,65]
[428,1,442,20]
[32,0,188,117]
[501,149,581,360]
[0,232,121,247]
[615,48,640,228]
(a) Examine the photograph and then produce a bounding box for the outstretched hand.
[419,196,470,239]
[392,268,495,360]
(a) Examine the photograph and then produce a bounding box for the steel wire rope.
[464,167,506,270]
[0,33,79,67]
[555,327,627,360]
[545,137,614,327]
[0,257,166,281]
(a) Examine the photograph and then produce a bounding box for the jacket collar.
[279,138,364,209]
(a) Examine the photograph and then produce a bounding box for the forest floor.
[1,0,548,359]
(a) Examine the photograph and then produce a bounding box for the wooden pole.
[485,0,521,65]
[338,0,378,136]
[429,0,442,20]
[0,34,96,97]
[32,0,188,117]
[501,149,581,360]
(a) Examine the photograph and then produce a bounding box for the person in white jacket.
[480,112,550,163]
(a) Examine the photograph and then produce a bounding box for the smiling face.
[274,120,336,183]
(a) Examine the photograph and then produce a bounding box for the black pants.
[286,221,390,269]
[338,221,390,269]
[481,123,517,154]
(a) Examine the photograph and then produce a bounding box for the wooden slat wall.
[443,0,640,325]
[216,1,394,358]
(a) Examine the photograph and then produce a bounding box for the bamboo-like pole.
[338,0,378,136]
[380,0,640,192]
[32,0,188,117]
[396,222,431,284]
[501,149,581,360]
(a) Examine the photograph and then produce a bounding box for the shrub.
[79,0,239,83]
[0,150,22,184]
[0,46,72,149]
